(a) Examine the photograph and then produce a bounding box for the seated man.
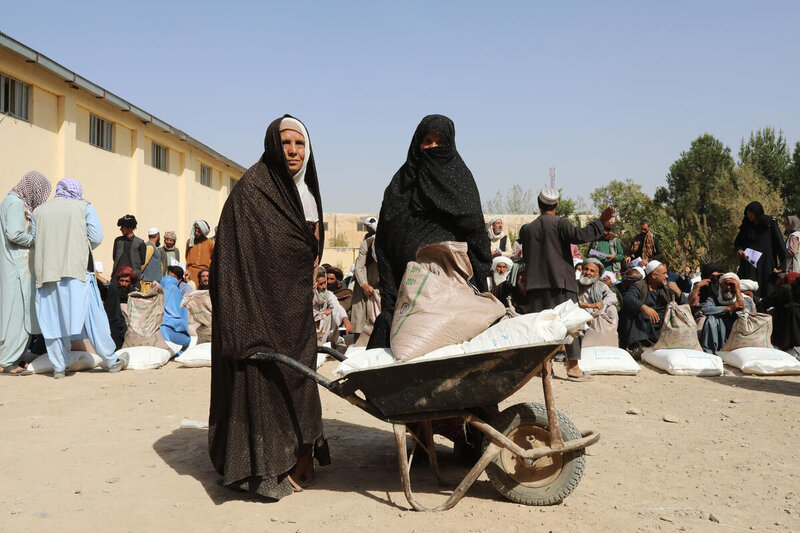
[578,259,619,346]
[97,266,138,350]
[762,272,800,351]
[619,266,645,295]
[324,265,353,315]
[600,271,623,311]
[160,263,191,352]
[700,273,755,353]
[314,270,352,345]
[620,260,687,356]
[488,256,513,294]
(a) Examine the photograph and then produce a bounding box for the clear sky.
[4,1,800,212]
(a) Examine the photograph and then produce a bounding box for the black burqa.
[368,114,492,349]
[208,115,329,500]
[734,201,785,300]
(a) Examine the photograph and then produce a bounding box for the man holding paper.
[589,228,625,273]
[626,220,662,266]
[734,201,785,300]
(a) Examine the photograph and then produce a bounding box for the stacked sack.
[173,290,212,367]
[718,312,800,375]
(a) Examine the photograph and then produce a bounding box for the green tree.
[782,142,800,215]
[738,126,790,197]
[661,134,735,219]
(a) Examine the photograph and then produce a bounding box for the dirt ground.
[1,358,798,533]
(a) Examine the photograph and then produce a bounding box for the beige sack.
[390,241,506,361]
[722,312,773,351]
[651,302,703,351]
[123,282,168,349]
[581,309,619,348]
[181,290,212,343]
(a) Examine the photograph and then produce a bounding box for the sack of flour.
[174,342,212,368]
[719,347,800,375]
[390,242,506,361]
[579,346,640,375]
[117,346,171,370]
[181,290,212,343]
[651,303,703,351]
[581,308,619,348]
[721,312,773,351]
[123,282,169,349]
[642,348,723,376]
[27,352,104,374]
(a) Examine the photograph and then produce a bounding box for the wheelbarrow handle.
[316,345,347,362]
[250,352,333,389]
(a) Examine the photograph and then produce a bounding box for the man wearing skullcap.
[699,272,755,354]
[185,220,214,287]
[518,188,616,380]
[619,260,687,357]
[0,171,52,374]
[112,214,146,281]
[159,230,180,277]
[141,227,162,286]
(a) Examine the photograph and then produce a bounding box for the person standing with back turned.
[520,188,615,380]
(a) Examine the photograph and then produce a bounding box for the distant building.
[0,32,245,267]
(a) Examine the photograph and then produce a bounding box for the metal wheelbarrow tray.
[252,339,600,511]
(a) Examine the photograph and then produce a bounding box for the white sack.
[27,351,103,374]
[333,348,396,376]
[164,341,183,356]
[642,348,723,376]
[118,346,172,370]
[579,346,641,375]
[174,343,212,368]
[719,347,800,375]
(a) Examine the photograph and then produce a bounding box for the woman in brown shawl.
[209,115,329,500]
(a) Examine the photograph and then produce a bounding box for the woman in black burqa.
[209,115,330,500]
[368,114,492,349]
[734,201,785,301]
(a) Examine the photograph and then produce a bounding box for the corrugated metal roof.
[0,31,246,173]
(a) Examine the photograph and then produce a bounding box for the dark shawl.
[734,201,785,299]
[98,282,128,350]
[208,115,327,500]
[368,115,491,348]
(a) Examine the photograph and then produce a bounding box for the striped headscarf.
[188,219,210,248]
[10,170,51,219]
[55,177,86,202]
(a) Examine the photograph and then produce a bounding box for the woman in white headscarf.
[0,171,52,374]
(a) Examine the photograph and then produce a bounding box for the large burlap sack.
[721,312,773,351]
[181,290,212,343]
[390,242,506,361]
[581,310,619,348]
[123,282,169,349]
[651,302,703,351]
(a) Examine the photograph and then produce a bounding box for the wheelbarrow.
[251,339,599,512]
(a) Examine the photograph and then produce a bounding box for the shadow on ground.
[701,374,800,397]
[153,418,499,508]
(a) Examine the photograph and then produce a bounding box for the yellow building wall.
[0,49,242,273]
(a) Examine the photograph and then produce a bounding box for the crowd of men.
[486,197,800,366]
[0,171,217,377]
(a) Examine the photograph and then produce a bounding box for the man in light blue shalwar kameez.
[33,178,125,378]
[0,171,52,374]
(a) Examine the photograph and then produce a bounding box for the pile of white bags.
[642,348,723,376]
[579,346,641,375]
[719,347,800,375]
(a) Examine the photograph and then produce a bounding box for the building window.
[151,142,168,171]
[0,72,30,121]
[356,222,366,231]
[200,164,211,187]
[89,114,113,151]
[323,222,329,231]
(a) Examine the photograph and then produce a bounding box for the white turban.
[645,260,662,275]
[633,266,646,278]
[601,271,616,283]
[363,216,378,233]
[739,279,759,292]
[492,256,513,270]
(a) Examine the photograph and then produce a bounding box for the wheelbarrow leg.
[541,358,564,447]
[407,421,444,485]
[393,423,502,512]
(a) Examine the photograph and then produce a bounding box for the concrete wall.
[0,50,242,268]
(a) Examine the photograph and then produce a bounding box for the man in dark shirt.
[626,220,663,266]
[112,214,146,281]
[519,188,616,380]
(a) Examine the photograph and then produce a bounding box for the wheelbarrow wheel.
[483,402,585,506]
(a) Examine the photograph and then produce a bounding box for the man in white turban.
[489,256,513,292]
[699,272,755,354]
[487,217,513,258]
